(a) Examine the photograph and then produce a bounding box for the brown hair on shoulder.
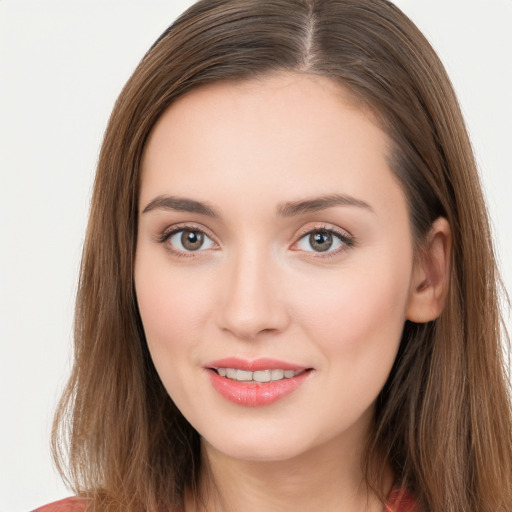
[52,1,512,511]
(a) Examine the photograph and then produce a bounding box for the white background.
[1,1,511,510]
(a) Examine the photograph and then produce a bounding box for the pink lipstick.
[205,358,312,407]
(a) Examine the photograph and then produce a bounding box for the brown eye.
[181,230,204,251]
[165,228,216,253]
[294,227,351,255]
[309,230,333,252]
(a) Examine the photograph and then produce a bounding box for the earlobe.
[406,217,452,323]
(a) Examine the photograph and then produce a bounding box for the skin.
[135,72,450,512]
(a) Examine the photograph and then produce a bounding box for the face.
[135,73,416,463]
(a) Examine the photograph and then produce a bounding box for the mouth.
[205,358,313,406]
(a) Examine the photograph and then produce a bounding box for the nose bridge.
[217,240,289,339]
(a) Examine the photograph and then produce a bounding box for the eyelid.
[156,222,220,256]
[294,222,353,240]
[290,223,355,256]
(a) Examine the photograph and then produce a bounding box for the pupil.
[182,231,203,251]
[310,231,332,252]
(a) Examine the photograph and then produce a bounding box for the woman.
[36,0,512,511]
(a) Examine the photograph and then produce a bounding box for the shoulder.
[385,487,420,512]
[32,497,88,512]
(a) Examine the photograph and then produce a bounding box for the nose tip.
[216,258,290,340]
[221,310,281,340]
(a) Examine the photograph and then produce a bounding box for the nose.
[216,248,290,340]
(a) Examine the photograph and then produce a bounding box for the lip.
[204,357,312,407]
[205,357,308,372]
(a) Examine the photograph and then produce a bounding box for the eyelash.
[292,225,355,258]
[156,223,355,259]
[156,223,219,259]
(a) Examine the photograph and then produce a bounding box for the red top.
[385,488,419,511]
[33,489,418,512]
[32,497,87,512]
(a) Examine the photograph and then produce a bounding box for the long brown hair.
[52,1,512,510]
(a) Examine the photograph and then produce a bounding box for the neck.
[185,420,392,512]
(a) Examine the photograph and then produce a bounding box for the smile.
[214,368,304,382]
[205,358,313,407]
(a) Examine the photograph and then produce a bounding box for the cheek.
[134,254,216,366]
[287,253,413,430]
[135,257,222,414]
[293,251,412,361]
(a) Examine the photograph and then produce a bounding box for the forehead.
[139,72,400,216]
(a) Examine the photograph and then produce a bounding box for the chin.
[201,425,323,464]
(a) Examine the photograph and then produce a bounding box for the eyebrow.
[141,193,373,217]
[277,193,373,216]
[142,195,219,216]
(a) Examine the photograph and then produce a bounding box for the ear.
[406,217,452,323]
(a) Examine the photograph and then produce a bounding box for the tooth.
[236,369,253,381]
[226,368,237,379]
[219,367,302,382]
[253,370,271,382]
[271,369,284,381]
